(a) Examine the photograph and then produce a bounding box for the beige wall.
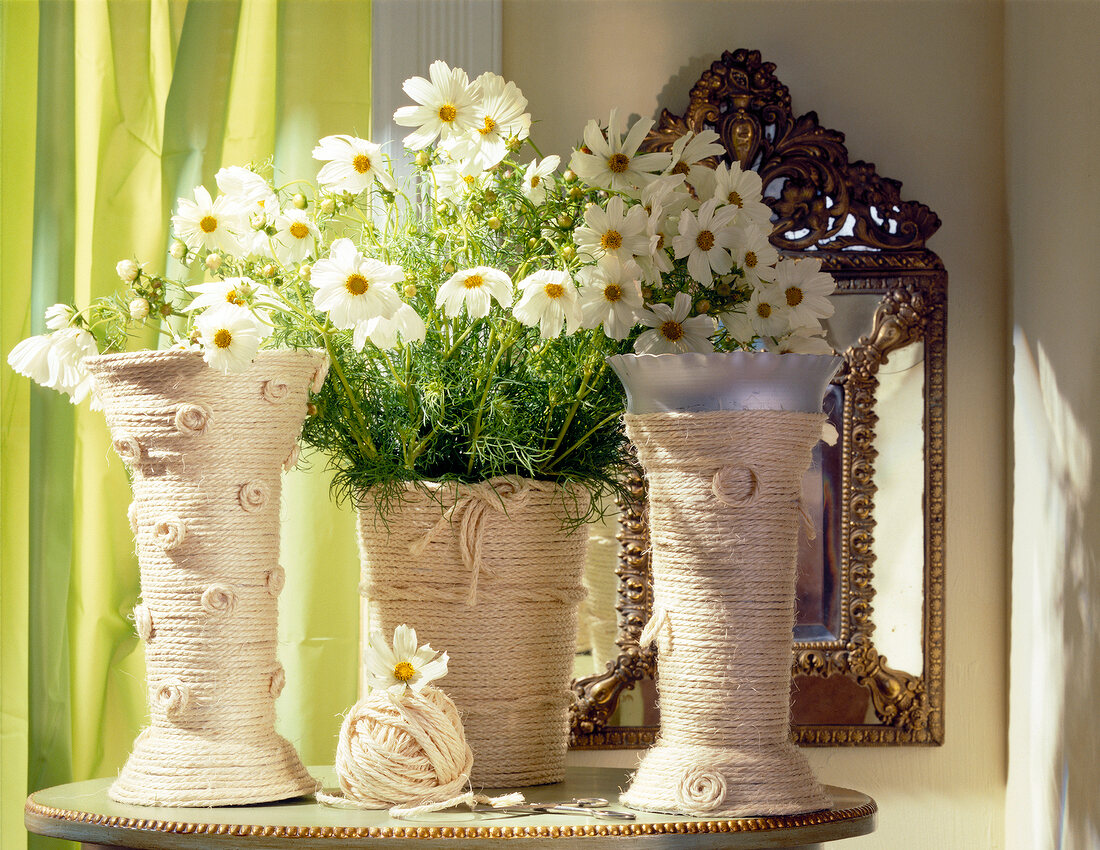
[502,2,1010,847]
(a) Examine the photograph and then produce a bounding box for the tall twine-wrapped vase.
[609,352,838,818]
[85,349,326,807]
[357,476,587,788]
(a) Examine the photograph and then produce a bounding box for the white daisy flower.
[186,276,279,318]
[8,334,56,387]
[672,197,740,284]
[353,303,427,351]
[272,207,321,266]
[393,60,480,150]
[569,108,672,193]
[195,303,270,374]
[513,270,582,338]
[768,325,835,355]
[115,259,141,282]
[521,155,560,205]
[363,624,448,695]
[712,162,773,229]
[312,134,396,194]
[215,165,279,226]
[171,186,244,255]
[436,266,513,319]
[45,327,99,402]
[635,175,689,283]
[729,223,780,286]
[44,303,75,330]
[573,195,652,262]
[772,257,836,328]
[429,158,486,204]
[445,72,531,170]
[634,292,715,355]
[665,130,726,197]
[748,283,792,338]
[718,308,756,346]
[310,238,403,329]
[577,256,644,340]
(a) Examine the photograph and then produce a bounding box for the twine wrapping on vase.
[85,348,325,807]
[357,476,588,787]
[619,409,831,818]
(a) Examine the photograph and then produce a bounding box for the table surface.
[26,766,875,849]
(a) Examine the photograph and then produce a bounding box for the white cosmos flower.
[44,303,75,330]
[569,108,672,193]
[577,256,644,340]
[215,166,279,226]
[712,162,773,229]
[312,135,396,194]
[436,266,513,319]
[272,207,321,265]
[573,195,652,262]
[429,158,486,204]
[718,308,756,346]
[195,303,270,374]
[171,186,244,255]
[634,292,715,355]
[672,197,740,284]
[9,326,99,402]
[768,325,835,355]
[665,130,726,197]
[635,175,688,283]
[393,60,480,150]
[729,223,779,286]
[522,155,560,205]
[353,303,427,351]
[513,270,582,338]
[187,276,279,318]
[748,283,792,338]
[364,624,448,695]
[310,238,403,329]
[8,334,54,386]
[772,257,836,328]
[445,72,531,170]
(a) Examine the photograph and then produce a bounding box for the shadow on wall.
[1009,331,1099,850]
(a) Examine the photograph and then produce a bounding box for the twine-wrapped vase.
[85,349,325,807]
[609,352,839,818]
[357,476,587,788]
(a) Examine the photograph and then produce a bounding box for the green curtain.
[1,2,370,847]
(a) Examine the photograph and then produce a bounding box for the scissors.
[477,797,636,820]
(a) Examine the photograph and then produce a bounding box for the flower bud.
[556,214,573,228]
[129,297,151,320]
[569,187,583,200]
[204,253,222,272]
[261,264,277,278]
[160,302,174,317]
[292,192,308,210]
[403,283,418,298]
[298,263,312,281]
[169,240,187,260]
[116,259,141,282]
[443,261,456,274]
[695,299,712,314]
[561,245,576,259]
[320,197,336,215]
[716,282,731,296]
[563,170,577,183]
[415,151,431,168]
[528,237,540,249]
[484,190,497,204]
[44,304,74,331]
[487,216,502,230]
[641,286,654,300]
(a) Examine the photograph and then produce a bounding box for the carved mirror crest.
[569,49,946,747]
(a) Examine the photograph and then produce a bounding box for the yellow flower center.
[671,161,691,176]
[352,153,372,174]
[728,190,744,207]
[607,153,630,173]
[213,328,233,349]
[544,282,565,299]
[660,320,684,341]
[199,215,218,233]
[696,230,715,251]
[786,286,804,307]
[656,234,665,250]
[529,175,541,188]
[438,103,457,123]
[756,302,772,319]
[604,283,623,302]
[345,273,370,295]
[600,230,623,251]
[393,661,415,682]
[463,274,484,289]
[463,175,477,186]
[479,116,498,135]
[744,250,758,268]
[289,221,310,239]
[225,290,245,306]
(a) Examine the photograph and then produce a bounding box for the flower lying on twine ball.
[238,480,267,512]
[153,517,186,551]
[364,624,449,695]
[174,402,213,436]
[674,765,728,814]
[261,378,292,403]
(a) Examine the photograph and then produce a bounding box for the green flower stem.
[465,324,511,475]
[322,336,378,461]
[545,408,624,471]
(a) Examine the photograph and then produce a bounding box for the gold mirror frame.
[569,49,946,748]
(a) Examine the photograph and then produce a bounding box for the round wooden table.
[25,766,875,849]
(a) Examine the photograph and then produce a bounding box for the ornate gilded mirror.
[569,49,946,747]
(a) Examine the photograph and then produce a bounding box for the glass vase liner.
[84,349,325,807]
[609,351,836,818]
[357,477,588,788]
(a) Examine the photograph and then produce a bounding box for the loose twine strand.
[620,409,831,818]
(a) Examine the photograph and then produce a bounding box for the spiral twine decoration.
[85,348,324,807]
[357,477,588,787]
[619,409,831,818]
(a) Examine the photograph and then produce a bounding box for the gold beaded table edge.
[25,767,875,849]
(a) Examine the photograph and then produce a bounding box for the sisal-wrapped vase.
[85,348,325,807]
[609,352,837,818]
[357,476,587,788]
